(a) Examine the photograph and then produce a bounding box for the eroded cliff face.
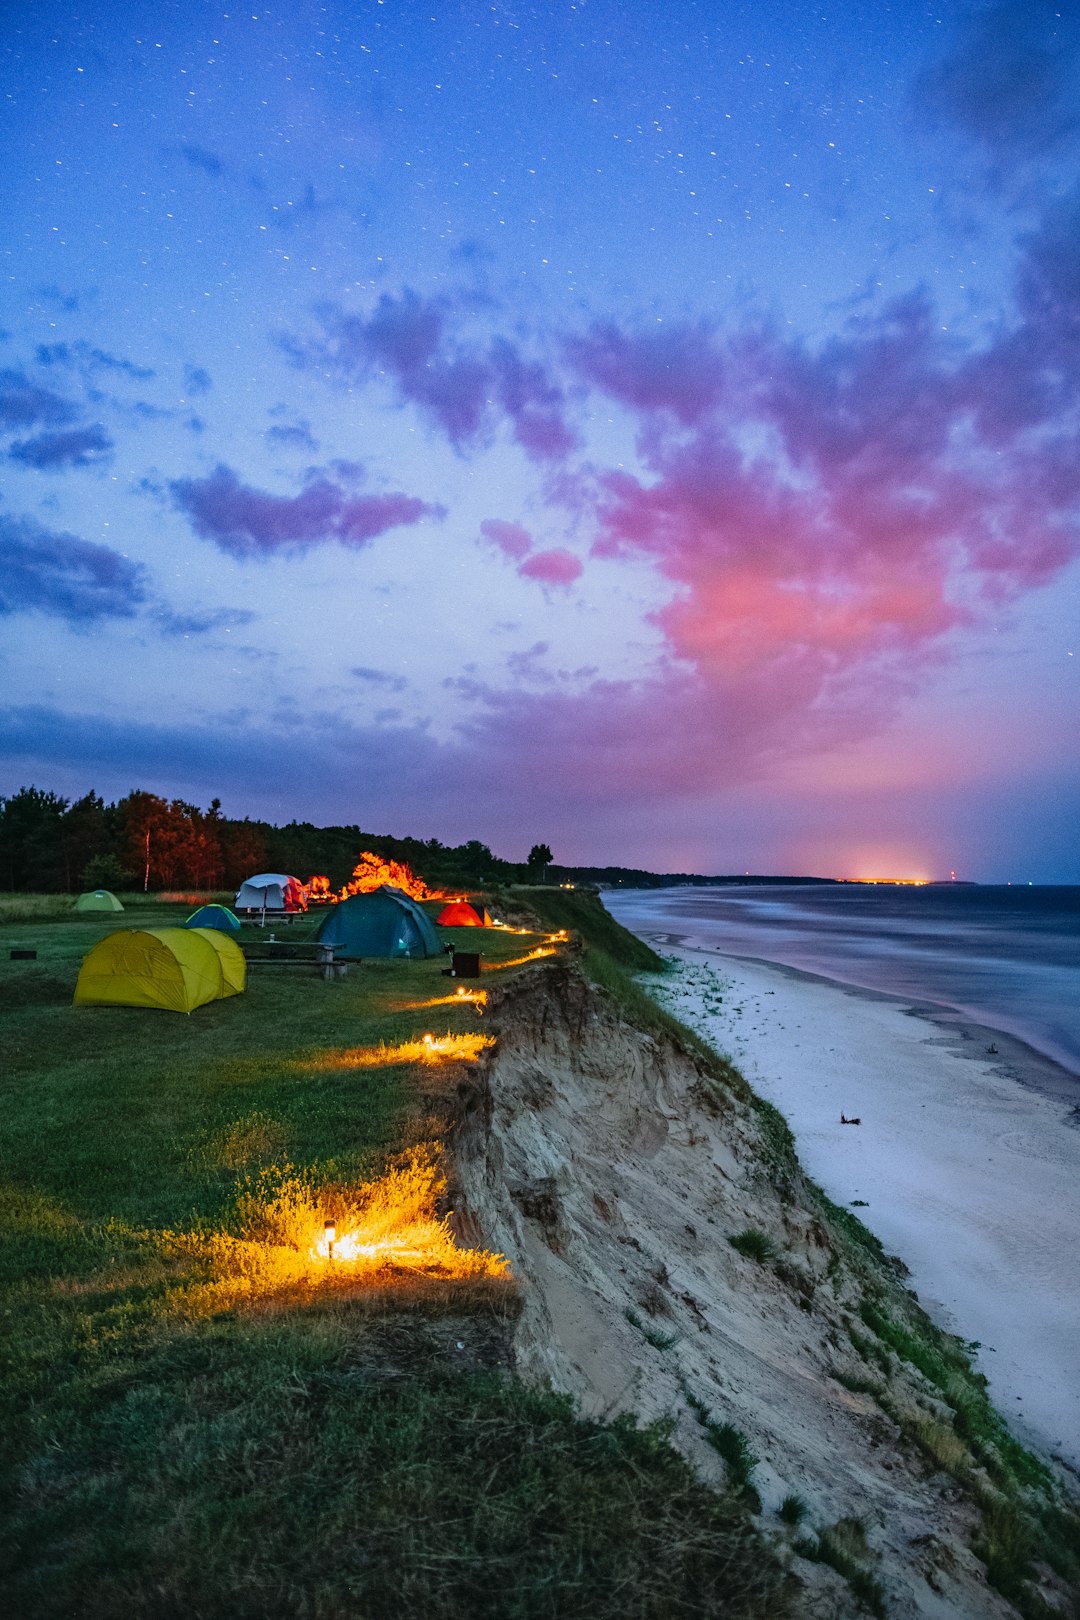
[449,961,1029,1620]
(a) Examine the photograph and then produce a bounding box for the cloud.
[480,517,582,588]
[265,420,318,450]
[152,606,256,637]
[184,364,212,395]
[170,463,442,558]
[518,548,583,586]
[178,142,224,176]
[480,518,533,561]
[0,515,147,622]
[564,235,1080,762]
[351,666,408,692]
[567,320,726,425]
[296,289,577,460]
[491,338,578,459]
[9,424,113,468]
[0,368,77,429]
[35,342,154,381]
[918,2,1080,167]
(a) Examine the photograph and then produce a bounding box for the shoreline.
[629,929,1080,1473]
[655,930,1080,1110]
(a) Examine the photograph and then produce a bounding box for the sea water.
[605,884,1080,1081]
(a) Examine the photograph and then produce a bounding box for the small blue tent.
[316,885,443,959]
[183,904,242,934]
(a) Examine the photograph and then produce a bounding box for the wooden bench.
[241,942,359,981]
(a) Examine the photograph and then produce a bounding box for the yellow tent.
[188,926,246,997]
[73,928,240,1013]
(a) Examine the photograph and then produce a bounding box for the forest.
[0,786,529,894]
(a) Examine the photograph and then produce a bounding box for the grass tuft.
[624,1307,680,1352]
[728,1228,777,1263]
[795,1518,886,1618]
[683,1389,758,1494]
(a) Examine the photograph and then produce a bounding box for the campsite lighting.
[299,1033,494,1069]
[324,1219,336,1261]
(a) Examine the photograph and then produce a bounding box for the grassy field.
[0,892,792,1618]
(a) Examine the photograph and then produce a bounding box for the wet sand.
[630,932,1080,1473]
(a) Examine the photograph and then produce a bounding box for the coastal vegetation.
[0,889,792,1618]
[2,879,1077,1616]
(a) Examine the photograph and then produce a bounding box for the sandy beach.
[629,937,1080,1473]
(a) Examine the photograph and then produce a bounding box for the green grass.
[624,1307,680,1352]
[857,1298,1050,1492]
[503,886,665,973]
[512,888,750,1101]
[683,1389,758,1495]
[728,1228,777,1263]
[0,1309,794,1620]
[794,1518,886,1618]
[0,894,794,1615]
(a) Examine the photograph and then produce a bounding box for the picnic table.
[241,939,358,981]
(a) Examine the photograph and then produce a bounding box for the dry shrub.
[909,1414,970,1475]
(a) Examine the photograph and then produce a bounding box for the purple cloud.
[300,290,575,460]
[0,368,77,429]
[0,515,147,622]
[567,320,726,425]
[10,425,113,469]
[170,464,442,558]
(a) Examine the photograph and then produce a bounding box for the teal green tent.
[75,889,124,912]
[316,885,443,959]
[183,904,241,934]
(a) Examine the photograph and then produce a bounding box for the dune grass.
[515,887,751,1099]
[0,895,792,1617]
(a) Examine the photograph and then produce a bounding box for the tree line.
[0,786,555,895]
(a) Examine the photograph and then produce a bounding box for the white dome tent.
[234,872,307,923]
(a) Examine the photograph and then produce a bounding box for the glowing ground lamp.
[324,1219,337,1262]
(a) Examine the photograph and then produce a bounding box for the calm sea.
[604,885,1080,1080]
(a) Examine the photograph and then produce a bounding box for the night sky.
[2,1,1078,881]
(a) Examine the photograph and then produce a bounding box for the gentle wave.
[605,884,1080,1081]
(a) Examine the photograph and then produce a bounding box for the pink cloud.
[480,518,533,560]
[518,548,583,586]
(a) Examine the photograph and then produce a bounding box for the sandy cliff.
[449,959,1073,1619]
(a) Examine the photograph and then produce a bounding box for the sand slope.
[453,961,1071,1618]
[644,947,1080,1473]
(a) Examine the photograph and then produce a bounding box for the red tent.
[437,901,489,927]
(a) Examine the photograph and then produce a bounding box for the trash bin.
[452,950,481,979]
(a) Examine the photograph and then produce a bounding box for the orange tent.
[437,901,490,927]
